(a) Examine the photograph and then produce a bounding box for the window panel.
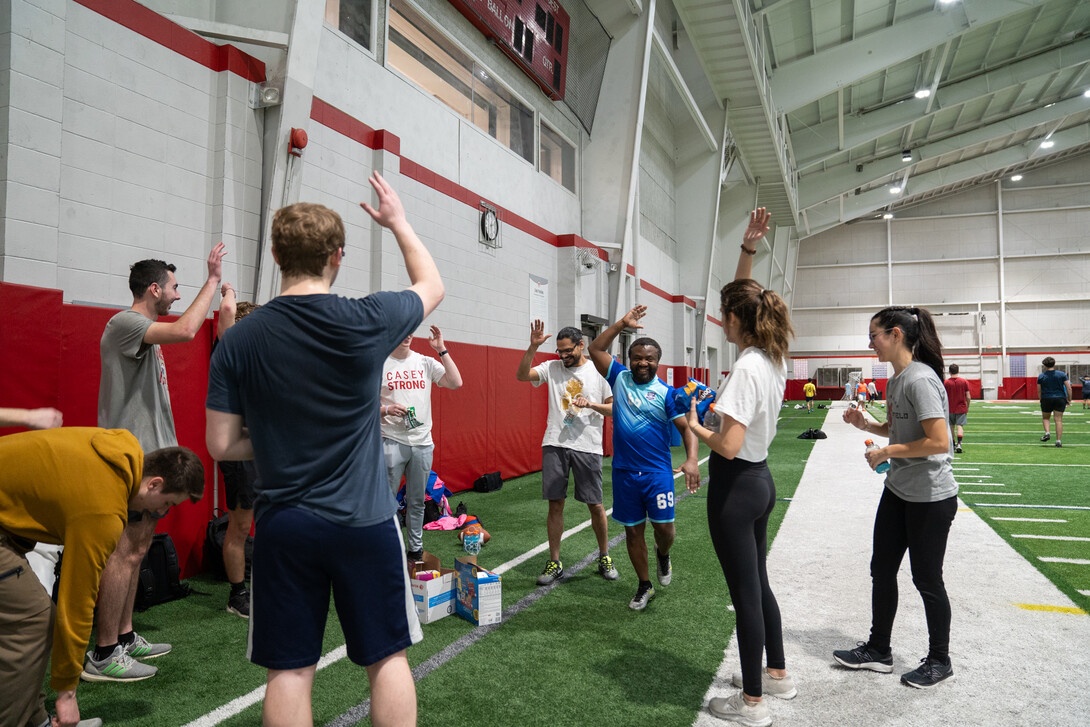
[388,0,534,164]
[326,0,373,51]
[540,122,575,192]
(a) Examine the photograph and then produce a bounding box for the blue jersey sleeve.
[664,384,687,420]
[607,358,626,387]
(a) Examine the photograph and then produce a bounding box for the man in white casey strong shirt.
[516,321,617,585]
[380,325,462,561]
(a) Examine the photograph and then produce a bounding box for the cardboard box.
[409,552,455,624]
[454,556,502,626]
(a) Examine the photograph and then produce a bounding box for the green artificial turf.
[62,401,1090,724]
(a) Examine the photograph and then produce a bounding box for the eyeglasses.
[556,345,582,355]
[868,328,893,343]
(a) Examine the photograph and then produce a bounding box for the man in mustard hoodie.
[0,428,204,727]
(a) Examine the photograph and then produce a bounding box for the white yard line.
[1013,534,1090,542]
[993,517,1066,523]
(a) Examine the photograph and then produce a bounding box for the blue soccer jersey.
[606,359,686,473]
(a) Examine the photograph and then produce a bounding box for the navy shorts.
[248,506,422,670]
[218,460,258,511]
[1040,397,1067,414]
[611,469,676,526]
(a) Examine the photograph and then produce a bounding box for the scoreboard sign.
[447,0,570,100]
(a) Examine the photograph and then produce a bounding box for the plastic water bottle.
[865,439,891,474]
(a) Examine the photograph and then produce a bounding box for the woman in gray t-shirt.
[835,306,959,690]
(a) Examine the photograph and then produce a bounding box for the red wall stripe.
[74,0,266,83]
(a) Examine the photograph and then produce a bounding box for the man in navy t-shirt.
[206,172,444,726]
[589,305,700,611]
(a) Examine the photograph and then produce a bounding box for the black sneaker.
[1041,433,1051,442]
[954,444,962,454]
[455,501,467,517]
[1056,441,1062,448]
[227,588,251,619]
[833,642,893,673]
[901,657,953,689]
[406,549,424,563]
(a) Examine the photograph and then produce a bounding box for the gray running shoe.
[655,548,672,586]
[629,582,655,610]
[707,692,771,727]
[731,671,798,699]
[81,646,158,682]
[596,553,619,580]
[536,559,564,585]
[124,631,171,659]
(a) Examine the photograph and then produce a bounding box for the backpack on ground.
[203,509,253,581]
[134,533,190,611]
[473,471,503,493]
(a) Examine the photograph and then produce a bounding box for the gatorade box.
[455,556,502,626]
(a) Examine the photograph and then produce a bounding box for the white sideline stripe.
[1080,590,1090,596]
[958,482,1006,486]
[1013,534,1090,542]
[1039,557,1090,565]
[183,646,348,727]
[953,467,980,471]
[962,491,1021,496]
[993,517,1067,523]
[958,462,1090,468]
[973,504,1090,510]
[957,474,992,478]
[190,455,711,726]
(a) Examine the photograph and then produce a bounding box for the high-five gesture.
[207,242,227,282]
[621,305,647,330]
[529,319,551,348]
[427,325,446,352]
[736,207,771,281]
[360,171,408,231]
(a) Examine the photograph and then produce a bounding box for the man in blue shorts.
[588,305,700,610]
[206,171,444,727]
[1037,356,1072,448]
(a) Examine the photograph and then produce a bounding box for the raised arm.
[216,282,236,340]
[428,325,462,389]
[589,305,646,378]
[145,243,227,345]
[735,208,770,281]
[361,171,443,317]
[515,320,550,382]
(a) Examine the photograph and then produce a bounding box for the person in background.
[380,325,462,562]
[1080,374,1090,410]
[943,364,970,454]
[214,287,260,618]
[1037,357,1071,447]
[802,379,816,413]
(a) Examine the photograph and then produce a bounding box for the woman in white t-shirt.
[686,272,796,727]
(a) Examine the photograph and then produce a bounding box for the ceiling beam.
[801,125,1090,236]
[798,93,1090,208]
[770,0,1054,112]
[791,37,1090,169]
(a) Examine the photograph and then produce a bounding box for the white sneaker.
[708,692,772,727]
[731,671,797,699]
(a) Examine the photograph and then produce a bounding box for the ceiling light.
[890,186,902,194]
[938,0,957,4]
[901,149,913,162]
[1039,140,1055,149]
[914,89,931,99]
[1010,175,1023,182]
[883,213,894,220]
[1084,89,1090,98]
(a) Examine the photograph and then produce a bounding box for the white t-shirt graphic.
[380,351,446,447]
[531,359,611,455]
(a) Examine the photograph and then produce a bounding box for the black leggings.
[868,488,957,662]
[707,453,785,698]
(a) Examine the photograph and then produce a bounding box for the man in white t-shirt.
[380,325,462,561]
[516,321,616,585]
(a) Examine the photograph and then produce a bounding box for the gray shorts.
[541,446,603,504]
[948,412,967,426]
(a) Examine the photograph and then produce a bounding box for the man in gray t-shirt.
[85,245,227,683]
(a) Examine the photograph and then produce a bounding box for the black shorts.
[218,461,258,511]
[1040,397,1068,414]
